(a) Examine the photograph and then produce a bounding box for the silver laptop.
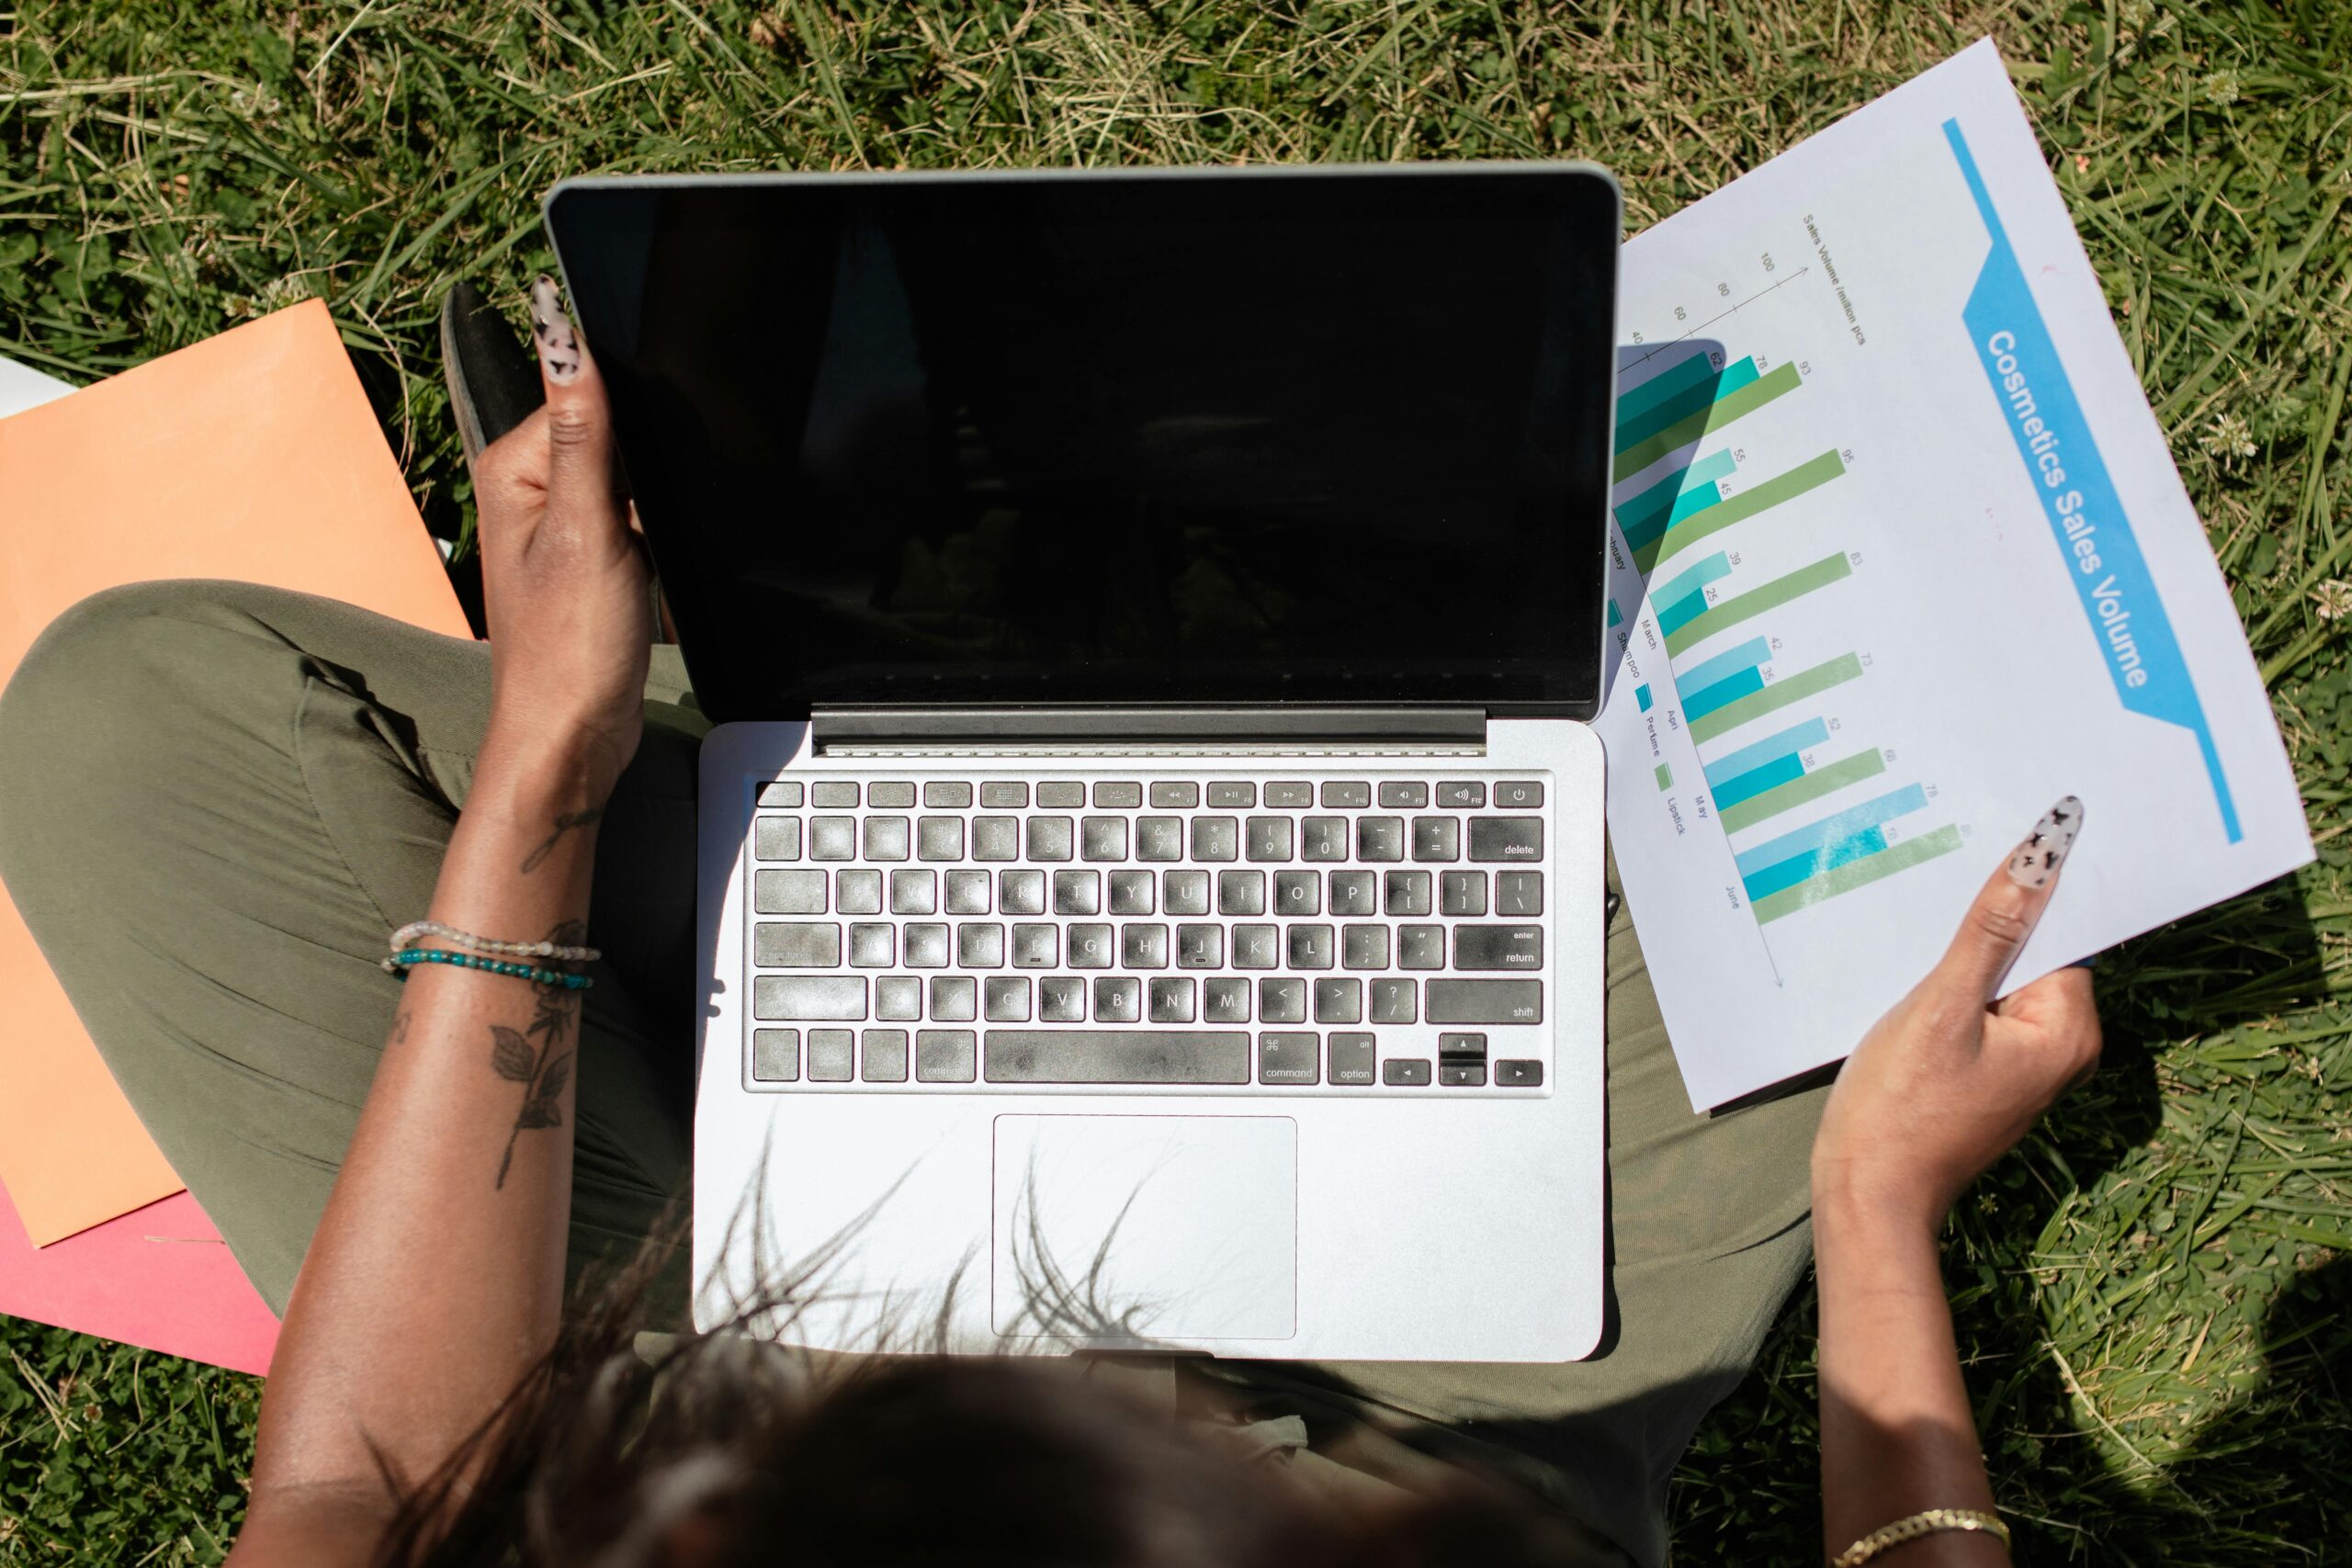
[547,163,1621,1361]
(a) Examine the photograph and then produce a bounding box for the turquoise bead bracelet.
[386,947,593,990]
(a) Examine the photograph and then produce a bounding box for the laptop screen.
[547,167,1618,723]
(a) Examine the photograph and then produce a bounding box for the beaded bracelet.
[1831,1507,2010,1566]
[385,947,593,990]
[389,919,600,964]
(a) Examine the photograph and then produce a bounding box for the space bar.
[984,1031,1250,1085]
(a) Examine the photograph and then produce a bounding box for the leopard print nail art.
[2007,795,2084,888]
[530,275,582,384]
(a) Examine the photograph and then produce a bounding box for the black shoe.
[439,280,542,472]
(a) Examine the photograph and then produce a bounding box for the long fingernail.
[2007,795,2084,888]
[530,275,582,384]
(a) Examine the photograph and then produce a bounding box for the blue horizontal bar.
[1710,751,1804,810]
[1677,636,1770,696]
[1743,825,1890,903]
[1657,551,1733,610]
[1615,356,1760,454]
[1735,784,1930,877]
[1680,666,1764,719]
[1704,716,1828,787]
[1615,352,1717,425]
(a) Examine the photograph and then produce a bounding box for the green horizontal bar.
[1689,651,1864,743]
[1753,822,1965,924]
[1613,359,1804,482]
[1638,449,1848,573]
[1665,551,1853,656]
[1719,748,1889,833]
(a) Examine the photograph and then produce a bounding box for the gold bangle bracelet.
[1830,1507,2011,1566]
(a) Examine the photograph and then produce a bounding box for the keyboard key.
[1357,817,1404,862]
[973,817,1021,862]
[890,869,936,915]
[808,817,856,862]
[984,976,1031,1022]
[917,816,964,862]
[1300,816,1350,863]
[752,1028,798,1082]
[1399,925,1446,969]
[1232,924,1278,969]
[1204,976,1251,1022]
[1411,817,1461,863]
[759,780,805,808]
[1000,869,1046,915]
[1494,780,1545,807]
[944,868,992,914]
[1012,923,1059,968]
[754,869,827,914]
[918,1029,978,1081]
[869,782,917,808]
[1038,976,1087,1022]
[864,816,910,862]
[1109,870,1155,915]
[1496,871,1544,916]
[1441,1062,1487,1087]
[1435,781,1485,808]
[1178,923,1224,969]
[1192,817,1238,863]
[1496,1059,1545,1087]
[1149,976,1197,1022]
[1469,818,1544,862]
[849,923,894,968]
[1136,816,1184,862]
[1370,977,1417,1024]
[1148,781,1199,808]
[1314,977,1362,1023]
[862,1029,909,1083]
[923,780,973,808]
[1264,782,1315,807]
[1258,1032,1318,1086]
[1246,816,1295,863]
[1218,869,1267,915]
[904,923,950,967]
[1092,781,1143,809]
[1329,870,1377,916]
[1329,1033,1377,1085]
[1094,976,1142,1022]
[1454,925,1544,971]
[1082,816,1130,862]
[1028,817,1074,862]
[811,781,859,808]
[1259,976,1307,1023]
[1439,1032,1488,1058]
[754,817,802,862]
[836,869,882,915]
[1287,924,1335,970]
[980,781,1029,808]
[1054,869,1101,916]
[1275,870,1321,916]
[1122,923,1170,969]
[1069,923,1114,968]
[984,1030,1250,1085]
[1383,1058,1432,1087]
[1378,781,1429,808]
[1426,979,1544,1024]
[1341,925,1389,970]
[1206,781,1257,808]
[1164,870,1211,916]
[1385,870,1433,916]
[1321,781,1372,808]
[756,976,865,1021]
[929,976,978,1021]
[876,976,922,1021]
[1442,871,1487,917]
[808,1029,855,1080]
[957,922,1005,968]
[1036,781,1086,808]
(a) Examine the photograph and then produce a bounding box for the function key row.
[756,778,1548,811]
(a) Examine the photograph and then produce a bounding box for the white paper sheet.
[1596,39,2312,1110]
[0,355,74,421]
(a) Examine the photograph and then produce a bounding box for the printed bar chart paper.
[1595,40,2311,1110]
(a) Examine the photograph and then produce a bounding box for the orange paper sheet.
[0,300,469,1245]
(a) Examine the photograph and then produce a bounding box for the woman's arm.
[230,280,651,1563]
[1812,799,2099,1563]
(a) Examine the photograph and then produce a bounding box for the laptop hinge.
[810,705,1487,758]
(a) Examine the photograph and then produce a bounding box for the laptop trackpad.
[991,1114,1296,1341]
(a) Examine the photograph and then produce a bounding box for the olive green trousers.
[0,581,1827,1567]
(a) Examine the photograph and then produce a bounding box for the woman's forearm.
[245,738,607,1500]
[1814,1185,2007,1565]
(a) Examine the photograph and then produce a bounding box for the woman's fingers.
[528,275,624,552]
[1928,795,2085,1004]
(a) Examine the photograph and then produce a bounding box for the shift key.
[1426,979,1543,1024]
[1451,926,1544,970]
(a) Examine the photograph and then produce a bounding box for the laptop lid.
[546,164,1620,726]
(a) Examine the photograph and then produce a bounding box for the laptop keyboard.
[741,773,1553,1095]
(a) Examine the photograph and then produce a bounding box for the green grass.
[5,0,2351,1561]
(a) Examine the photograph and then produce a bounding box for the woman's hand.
[468,276,652,806]
[1812,797,2101,1237]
